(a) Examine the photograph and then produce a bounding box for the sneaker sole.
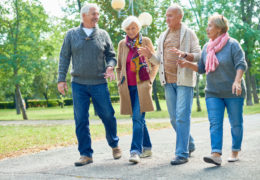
[129,159,140,163]
[74,160,93,166]
[140,154,152,158]
[113,155,122,160]
[203,157,221,166]
[228,158,239,162]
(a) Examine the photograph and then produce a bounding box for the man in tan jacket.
[139,4,201,165]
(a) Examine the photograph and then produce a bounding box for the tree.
[0,0,53,119]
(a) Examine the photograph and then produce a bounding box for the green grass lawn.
[0,98,259,121]
[0,122,171,159]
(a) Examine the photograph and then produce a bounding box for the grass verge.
[0,99,259,121]
[0,122,171,160]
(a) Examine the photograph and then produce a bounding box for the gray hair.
[209,14,229,33]
[80,3,100,21]
[121,16,142,32]
[168,3,184,17]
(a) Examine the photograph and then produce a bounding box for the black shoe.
[189,149,195,157]
[170,156,188,165]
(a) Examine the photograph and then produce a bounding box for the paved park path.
[0,114,259,180]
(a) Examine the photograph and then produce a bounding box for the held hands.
[232,80,242,96]
[104,66,115,81]
[176,58,189,68]
[138,46,152,59]
[57,82,68,95]
[170,47,187,68]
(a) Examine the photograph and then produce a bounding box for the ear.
[217,27,222,34]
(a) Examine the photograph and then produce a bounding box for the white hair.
[80,3,100,21]
[168,3,184,17]
[121,16,142,32]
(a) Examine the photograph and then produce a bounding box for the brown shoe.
[74,156,93,166]
[112,147,122,159]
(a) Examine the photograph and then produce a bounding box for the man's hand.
[138,46,152,59]
[169,47,184,57]
[104,66,115,81]
[57,82,68,95]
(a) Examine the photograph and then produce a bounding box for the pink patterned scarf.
[206,33,230,74]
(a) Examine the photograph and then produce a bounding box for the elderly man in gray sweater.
[57,3,121,166]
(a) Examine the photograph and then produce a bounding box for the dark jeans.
[129,85,152,155]
[72,82,119,157]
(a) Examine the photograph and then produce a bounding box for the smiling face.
[82,7,99,28]
[125,22,140,39]
[206,20,222,40]
[166,8,182,30]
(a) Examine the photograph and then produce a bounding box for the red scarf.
[125,33,150,82]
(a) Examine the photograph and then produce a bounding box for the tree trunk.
[43,88,49,107]
[77,0,81,12]
[196,73,201,112]
[15,91,21,114]
[153,80,161,111]
[15,84,28,120]
[251,75,259,104]
[245,69,253,105]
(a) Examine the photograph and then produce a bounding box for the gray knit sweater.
[198,38,247,98]
[58,24,117,85]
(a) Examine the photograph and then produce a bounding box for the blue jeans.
[164,83,195,159]
[206,97,244,154]
[72,82,119,157]
[129,86,152,155]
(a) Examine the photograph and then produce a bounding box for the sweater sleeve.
[149,34,163,65]
[231,40,248,72]
[145,38,159,82]
[190,30,201,62]
[58,31,72,82]
[197,44,207,74]
[104,31,117,68]
[116,41,122,86]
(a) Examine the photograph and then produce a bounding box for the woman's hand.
[138,46,152,59]
[232,69,244,96]
[176,59,189,68]
[232,80,242,96]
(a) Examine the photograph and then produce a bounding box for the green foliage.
[0,0,259,106]
[0,102,15,109]
[0,0,56,100]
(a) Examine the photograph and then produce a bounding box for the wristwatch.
[183,53,188,58]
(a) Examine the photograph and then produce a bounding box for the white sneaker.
[129,153,140,163]
[140,149,152,158]
[228,157,239,162]
[203,155,222,166]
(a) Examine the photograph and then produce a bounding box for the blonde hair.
[209,14,229,33]
[121,16,142,32]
